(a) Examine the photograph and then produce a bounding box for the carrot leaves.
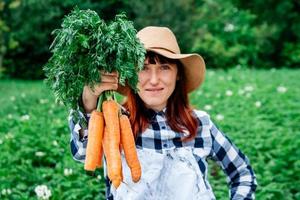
[43,7,145,114]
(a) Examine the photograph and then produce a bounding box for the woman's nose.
[149,70,159,85]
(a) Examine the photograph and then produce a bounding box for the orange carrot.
[96,144,104,168]
[84,110,104,171]
[102,126,112,178]
[103,126,122,188]
[119,114,141,182]
[102,100,122,188]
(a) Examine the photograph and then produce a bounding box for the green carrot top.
[44,7,146,121]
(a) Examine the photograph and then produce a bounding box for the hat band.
[147,47,178,54]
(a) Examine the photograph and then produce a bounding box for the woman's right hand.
[82,71,119,113]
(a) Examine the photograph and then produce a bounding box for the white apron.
[110,147,215,200]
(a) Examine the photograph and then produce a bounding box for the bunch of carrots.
[84,92,141,188]
[43,8,145,189]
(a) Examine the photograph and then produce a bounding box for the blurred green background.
[1,0,300,79]
[0,0,299,199]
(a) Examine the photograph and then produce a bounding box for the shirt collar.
[146,107,167,120]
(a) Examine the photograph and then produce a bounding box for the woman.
[69,26,257,200]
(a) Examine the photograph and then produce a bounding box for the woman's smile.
[145,87,164,93]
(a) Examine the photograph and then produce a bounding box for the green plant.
[1,68,300,199]
[43,7,145,121]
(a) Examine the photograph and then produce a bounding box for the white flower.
[10,96,16,101]
[196,90,203,96]
[97,175,102,180]
[277,86,287,93]
[218,76,225,81]
[7,114,13,119]
[34,185,52,200]
[1,189,5,195]
[255,101,262,108]
[54,119,62,125]
[204,105,212,111]
[5,133,14,139]
[238,89,245,95]
[236,64,241,69]
[35,151,46,157]
[226,90,233,96]
[224,23,235,32]
[64,168,73,176]
[1,188,11,195]
[0,139,3,144]
[39,99,49,104]
[20,114,30,121]
[52,140,58,146]
[216,114,224,121]
[205,93,211,98]
[244,85,254,92]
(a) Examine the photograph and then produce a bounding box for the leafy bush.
[1,0,299,78]
[191,0,264,69]
[234,0,300,68]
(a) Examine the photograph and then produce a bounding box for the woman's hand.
[82,71,119,113]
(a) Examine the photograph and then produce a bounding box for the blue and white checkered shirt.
[69,109,257,200]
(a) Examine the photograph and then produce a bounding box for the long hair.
[123,52,199,141]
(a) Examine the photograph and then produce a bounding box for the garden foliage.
[0,68,299,199]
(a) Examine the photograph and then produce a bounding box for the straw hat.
[118,26,206,94]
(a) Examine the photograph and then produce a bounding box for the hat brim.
[117,48,206,95]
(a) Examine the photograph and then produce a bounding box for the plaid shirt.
[69,109,257,200]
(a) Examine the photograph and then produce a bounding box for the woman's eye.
[142,65,149,71]
[160,64,171,70]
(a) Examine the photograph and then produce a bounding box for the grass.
[0,67,299,200]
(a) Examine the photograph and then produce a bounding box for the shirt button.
[163,143,168,148]
[161,126,166,129]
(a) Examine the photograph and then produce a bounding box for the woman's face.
[137,60,178,111]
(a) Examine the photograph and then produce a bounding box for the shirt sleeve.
[208,116,257,200]
[68,109,90,163]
